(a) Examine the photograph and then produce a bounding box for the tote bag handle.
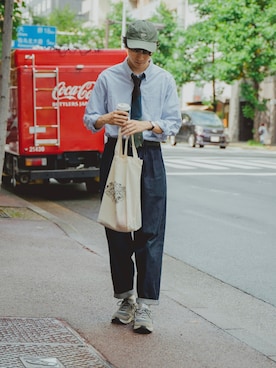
[115,129,139,159]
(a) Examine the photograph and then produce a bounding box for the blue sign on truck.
[12,25,56,49]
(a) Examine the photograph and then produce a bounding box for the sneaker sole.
[133,325,153,334]
[111,316,133,325]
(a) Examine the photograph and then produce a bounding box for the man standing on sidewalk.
[84,19,181,334]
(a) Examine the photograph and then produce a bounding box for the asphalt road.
[164,143,276,307]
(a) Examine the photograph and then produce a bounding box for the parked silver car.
[173,110,229,149]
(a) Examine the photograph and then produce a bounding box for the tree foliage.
[29,5,105,49]
[0,0,25,37]
[0,0,25,57]
[184,0,276,121]
[106,1,134,49]
[149,3,184,86]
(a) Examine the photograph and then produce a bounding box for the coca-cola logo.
[52,81,95,101]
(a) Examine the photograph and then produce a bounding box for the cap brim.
[127,39,157,53]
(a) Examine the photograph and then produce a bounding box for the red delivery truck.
[3,48,126,191]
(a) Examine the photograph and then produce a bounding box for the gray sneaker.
[133,305,153,334]
[111,298,136,325]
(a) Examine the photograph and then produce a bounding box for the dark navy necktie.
[131,73,145,147]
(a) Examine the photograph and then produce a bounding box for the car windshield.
[184,111,223,127]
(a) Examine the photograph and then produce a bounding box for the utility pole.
[0,0,14,187]
[178,0,188,29]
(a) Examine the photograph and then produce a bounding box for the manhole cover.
[0,318,112,368]
[20,357,64,368]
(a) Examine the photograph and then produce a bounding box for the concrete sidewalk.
[0,187,276,368]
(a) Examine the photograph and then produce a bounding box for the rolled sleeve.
[83,74,107,133]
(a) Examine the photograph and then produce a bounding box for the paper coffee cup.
[117,103,130,113]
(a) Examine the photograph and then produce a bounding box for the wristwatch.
[148,121,156,131]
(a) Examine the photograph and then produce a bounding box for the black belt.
[107,137,160,148]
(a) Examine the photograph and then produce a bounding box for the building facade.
[24,0,191,28]
[23,0,110,26]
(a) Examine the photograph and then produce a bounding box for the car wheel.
[220,146,226,149]
[188,134,196,147]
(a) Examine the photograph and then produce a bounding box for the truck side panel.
[4,49,127,187]
[17,66,105,155]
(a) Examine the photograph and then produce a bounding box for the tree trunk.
[0,0,14,188]
[253,81,261,142]
[270,76,276,145]
[212,46,217,112]
[212,76,216,112]
[228,80,240,142]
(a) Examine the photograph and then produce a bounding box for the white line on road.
[166,172,276,176]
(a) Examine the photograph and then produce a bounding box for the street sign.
[12,25,56,49]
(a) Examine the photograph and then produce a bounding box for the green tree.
[0,0,25,37]
[48,5,82,46]
[106,1,134,49]
[216,0,276,123]
[28,8,48,27]
[186,0,276,133]
[0,0,26,57]
[106,1,187,88]
[179,18,222,111]
[30,5,105,49]
[149,3,186,87]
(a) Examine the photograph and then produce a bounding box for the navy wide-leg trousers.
[100,139,167,305]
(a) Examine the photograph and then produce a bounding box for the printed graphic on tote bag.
[105,181,126,203]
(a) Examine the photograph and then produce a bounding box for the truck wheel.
[19,174,30,185]
[1,174,12,187]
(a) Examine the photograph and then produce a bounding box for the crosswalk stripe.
[164,162,196,170]
[246,160,276,168]
[218,159,276,169]
[200,160,259,169]
[166,172,276,176]
[165,160,226,170]
[164,158,276,171]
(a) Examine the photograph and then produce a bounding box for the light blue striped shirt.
[83,58,182,142]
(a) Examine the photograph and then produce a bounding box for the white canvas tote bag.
[98,130,143,232]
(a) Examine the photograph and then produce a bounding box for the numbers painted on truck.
[28,146,45,152]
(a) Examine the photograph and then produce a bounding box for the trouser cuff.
[137,297,159,306]
[114,290,135,300]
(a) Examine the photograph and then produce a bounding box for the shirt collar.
[123,58,153,80]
